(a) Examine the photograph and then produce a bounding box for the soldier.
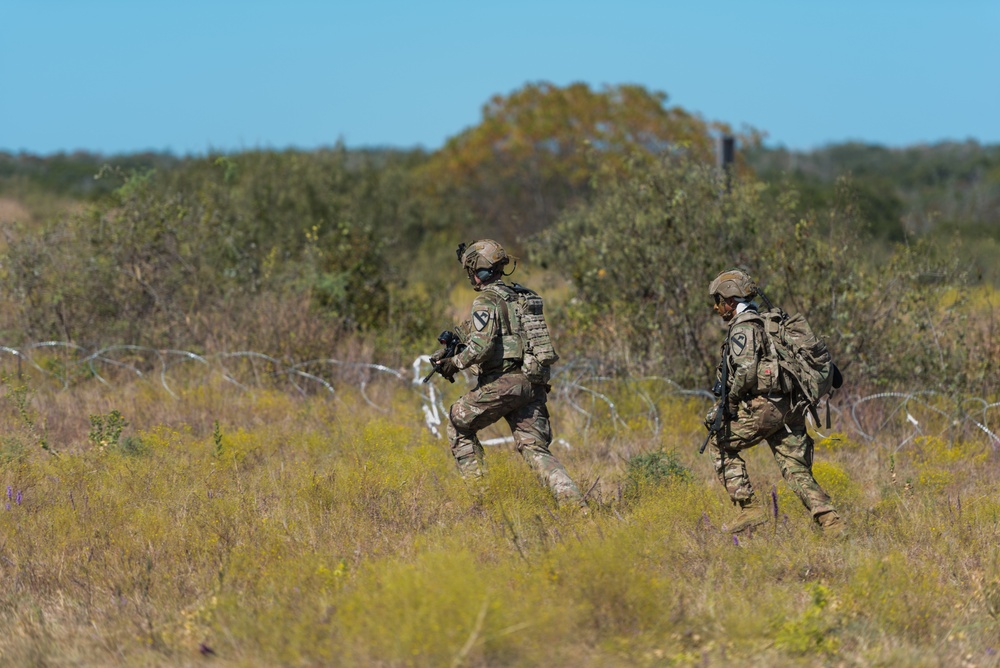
[431,240,586,509]
[706,268,845,536]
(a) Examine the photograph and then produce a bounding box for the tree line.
[1,82,998,394]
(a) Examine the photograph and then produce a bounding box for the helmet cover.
[709,268,757,300]
[460,239,509,272]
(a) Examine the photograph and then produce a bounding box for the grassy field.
[0,365,999,667]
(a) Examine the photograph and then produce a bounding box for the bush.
[0,149,443,360]
[536,153,981,394]
[536,154,866,385]
[624,449,692,501]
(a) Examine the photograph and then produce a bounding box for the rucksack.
[747,307,843,427]
[495,283,559,383]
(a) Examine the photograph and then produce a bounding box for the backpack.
[749,307,843,427]
[495,283,560,383]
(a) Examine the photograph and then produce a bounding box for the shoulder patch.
[473,310,491,332]
[730,331,748,355]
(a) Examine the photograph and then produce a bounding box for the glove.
[705,405,719,426]
[435,357,459,378]
[430,347,447,362]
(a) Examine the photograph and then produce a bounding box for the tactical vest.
[488,282,560,383]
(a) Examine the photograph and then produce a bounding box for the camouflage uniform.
[707,306,837,521]
[447,281,584,506]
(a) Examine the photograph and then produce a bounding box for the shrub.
[773,584,841,656]
[0,150,442,359]
[623,449,692,502]
[537,152,979,395]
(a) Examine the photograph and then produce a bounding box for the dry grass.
[0,197,33,225]
[0,369,999,667]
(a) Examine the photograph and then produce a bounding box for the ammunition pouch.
[522,352,551,385]
[756,356,781,394]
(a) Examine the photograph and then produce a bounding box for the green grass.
[0,373,998,666]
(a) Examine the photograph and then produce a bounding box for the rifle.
[699,341,730,454]
[423,330,463,383]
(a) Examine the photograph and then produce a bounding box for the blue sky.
[2,0,998,156]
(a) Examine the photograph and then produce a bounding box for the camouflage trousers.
[447,372,583,506]
[706,395,836,519]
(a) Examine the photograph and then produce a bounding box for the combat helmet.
[457,239,512,289]
[709,268,757,301]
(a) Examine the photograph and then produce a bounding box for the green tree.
[0,149,442,359]
[536,155,787,384]
[534,152,962,390]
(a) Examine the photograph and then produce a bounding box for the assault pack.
[495,283,560,384]
[746,299,843,428]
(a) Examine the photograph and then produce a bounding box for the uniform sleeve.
[452,293,501,369]
[453,319,472,345]
[726,321,760,405]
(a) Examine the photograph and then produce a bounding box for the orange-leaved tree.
[419,81,756,245]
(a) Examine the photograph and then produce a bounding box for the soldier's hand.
[430,347,447,363]
[435,357,459,379]
[705,405,718,426]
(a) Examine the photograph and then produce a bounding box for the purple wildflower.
[732,535,740,546]
[771,486,779,519]
[4,503,9,511]
[15,491,22,505]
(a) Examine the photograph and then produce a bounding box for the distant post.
[721,135,735,192]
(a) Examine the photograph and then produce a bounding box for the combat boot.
[722,496,769,533]
[455,455,483,480]
[817,511,847,538]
